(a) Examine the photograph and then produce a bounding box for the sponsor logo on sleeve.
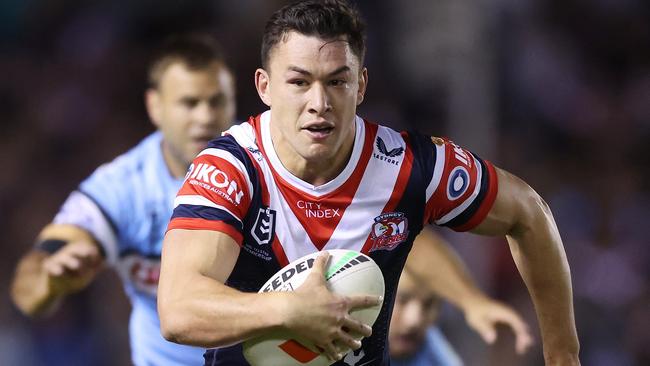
[451,143,473,168]
[184,163,194,180]
[369,212,409,251]
[185,163,245,205]
[447,166,470,200]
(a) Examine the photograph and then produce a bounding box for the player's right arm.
[10,224,104,317]
[158,229,377,361]
[160,139,379,361]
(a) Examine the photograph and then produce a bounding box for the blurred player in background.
[390,228,532,366]
[159,0,578,365]
[10,33,236,366]
[390,268,462,366]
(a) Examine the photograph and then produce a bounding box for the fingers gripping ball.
[243,249,385,366]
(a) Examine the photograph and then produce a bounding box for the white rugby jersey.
[168,111,498,366]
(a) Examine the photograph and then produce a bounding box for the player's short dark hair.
[261,0,366,70]
[148,33,227,88]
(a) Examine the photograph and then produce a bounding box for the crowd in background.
[1,0,647,365]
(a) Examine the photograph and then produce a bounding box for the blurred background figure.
[391,228,532,366]
[390,268,463,366]
[1,0,647,365]
[9,33,236,366]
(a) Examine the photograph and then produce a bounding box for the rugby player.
[11,33,236,366]
[159,1,579,365]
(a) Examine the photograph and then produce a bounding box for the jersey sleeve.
[52,162,130,265]
[423,137,498,232]
[167,144,254,246]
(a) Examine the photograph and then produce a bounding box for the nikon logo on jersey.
[185,163,245,205]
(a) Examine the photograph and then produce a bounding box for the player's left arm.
[471,167,580,365]
[406,228,532,354]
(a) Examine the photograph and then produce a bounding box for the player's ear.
[357,67,368,106]
[146,88,163,128]
[255,68,272,107]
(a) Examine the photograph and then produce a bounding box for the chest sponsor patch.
[369,212,409,251]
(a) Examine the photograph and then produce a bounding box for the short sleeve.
[52,162,129,265]
[167,142,254,246]
[423,137,498,232]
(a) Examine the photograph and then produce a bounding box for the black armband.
[35,239,68,254]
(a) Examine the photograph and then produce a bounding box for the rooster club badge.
[370,212,409,251]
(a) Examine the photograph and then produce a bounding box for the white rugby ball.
[243,249,385,366]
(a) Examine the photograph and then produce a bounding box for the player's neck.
[271,129,355,187]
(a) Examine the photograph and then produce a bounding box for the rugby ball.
[243,249,385,366]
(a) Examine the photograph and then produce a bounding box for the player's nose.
[193,101,217,126]
[307,83,331,115]
[401,302,425,329]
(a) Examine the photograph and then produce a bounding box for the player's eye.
[422,297,438,311]
[395,293,411,305]
[329,79,347,87]
[181,97,199,108]
[289,79,308,87]
[209,95,226,108]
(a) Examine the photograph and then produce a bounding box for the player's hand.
[283,252,381,362]
[42,240,104,296]
[463,296,533,354]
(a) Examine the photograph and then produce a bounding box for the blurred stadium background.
[0,0,648,365]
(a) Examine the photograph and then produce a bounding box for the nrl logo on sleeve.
[251,206,276,245]
[369,212,409,252]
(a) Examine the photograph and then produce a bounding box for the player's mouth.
[301,122,335,140]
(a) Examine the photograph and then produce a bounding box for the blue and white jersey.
[53,131,205,366]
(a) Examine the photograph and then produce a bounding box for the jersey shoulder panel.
[78,132,163,221]
[169,130,260,245]
[57,132,178,261]
[419,136,498,231]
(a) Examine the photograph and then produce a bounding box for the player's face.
[256,31,367,169]
[388,271,440,359]
[147,61,235,176]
